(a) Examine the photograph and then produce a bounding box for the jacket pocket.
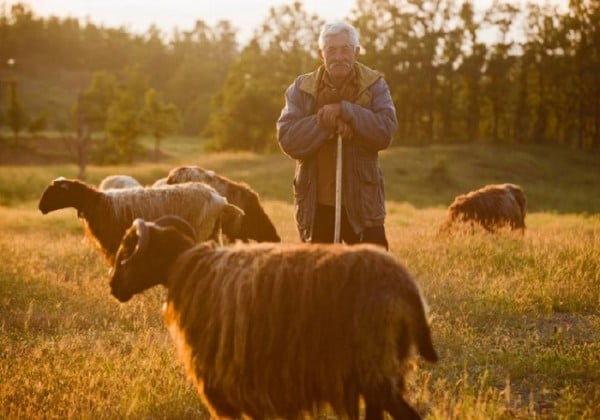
[293,161,312,235]
[357,162,386,222]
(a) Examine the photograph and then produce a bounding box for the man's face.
[319,32,359,80]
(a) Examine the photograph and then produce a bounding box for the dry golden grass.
[1,202,598,419]
[1,143,599,418]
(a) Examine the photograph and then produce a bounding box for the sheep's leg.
[343,385,360,420]
[383,395,421,420]
[364,401,384,420]
[364,381,421,420]
[203,386,241,419]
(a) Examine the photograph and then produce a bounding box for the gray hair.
[318,21,360,50]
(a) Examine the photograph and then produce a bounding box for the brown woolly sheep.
[38,178,243,265]
[110,215,438,420]
[98,174,142,190]
[440,183,527,234]
[166,165,281,243]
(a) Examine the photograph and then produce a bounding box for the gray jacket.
[277,62,398,242]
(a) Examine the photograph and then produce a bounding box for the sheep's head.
[110,215,196,302]
[38,177,85,214]
[166,166,214,184]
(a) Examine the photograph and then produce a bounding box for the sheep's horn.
[153,215,196,241]
[121,218,149,265]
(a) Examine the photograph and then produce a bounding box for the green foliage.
[104,91,143,163]
[205,2,322,151]
[96,66,150,163]
[1,0,600,153]
[26,109,47,135]
[78,71,118,130]
[5,96,27,140]
[140,88,180,160]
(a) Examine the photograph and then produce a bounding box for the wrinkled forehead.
[323,32,353,47]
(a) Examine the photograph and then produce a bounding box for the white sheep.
[38,178,243,265]
[150,177,168,187]
[109,215,438,420]
[166,165,280,242]
[98,174,143,191]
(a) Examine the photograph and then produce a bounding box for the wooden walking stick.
[334,132,343,243]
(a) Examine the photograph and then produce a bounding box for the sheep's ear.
[52,177,67,186]
[220,203,244,239]
[51,177,71,190]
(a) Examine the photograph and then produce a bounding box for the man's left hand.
[318,103,343,131]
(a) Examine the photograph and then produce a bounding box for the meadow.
[0,138,599,419]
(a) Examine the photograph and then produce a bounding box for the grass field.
[1,138,599,418]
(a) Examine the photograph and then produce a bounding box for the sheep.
[38,177,244,265]
[166,165,281,243]
[98,174,143,190]
[150,177,168,187]
[440,183,527,234]
[109,215,438,420]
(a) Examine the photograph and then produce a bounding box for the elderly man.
[277,21,398,249]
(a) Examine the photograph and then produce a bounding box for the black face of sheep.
[166,166,281,243]
[38,178,81,214]
[237,193,281,243]
[109,217,437,420]
[110,216,196,302]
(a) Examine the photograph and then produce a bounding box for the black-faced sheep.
[166,165,281,243]
[98,174,142,190]
[109,215,438,420]
[440,183,527,234]
[38,178,243,265]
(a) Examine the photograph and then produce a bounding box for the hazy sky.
[4,0,355,42]
[5,0,568,44]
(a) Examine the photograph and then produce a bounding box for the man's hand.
[317,103,342,132]
[336,120,353,141]
[318,103,353,140]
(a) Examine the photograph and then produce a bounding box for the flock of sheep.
[37,166,527,420]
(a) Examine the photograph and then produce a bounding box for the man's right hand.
[317,103,342,131]
[336,120,353,141]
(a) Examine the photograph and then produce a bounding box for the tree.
[77,71,118,131]
[140,88,180,160]
[27,109,47,136]
[5,87,27,142]
[483,1,518,143]
[457,1,487,142]
[165,19,238,135]
[205,2,321,151]
[105,91,143,163]
[103,66,149,163]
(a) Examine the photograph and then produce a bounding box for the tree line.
[0,0,598,162]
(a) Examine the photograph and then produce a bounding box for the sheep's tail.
[415,319,438,363]
[412,297,438,363]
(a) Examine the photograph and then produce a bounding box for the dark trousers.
[311,204,389,250]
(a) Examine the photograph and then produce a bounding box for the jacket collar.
[299,62,381,98]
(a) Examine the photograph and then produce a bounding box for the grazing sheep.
[38,178,243,264]
[166,165,280,243]
[98,174,143,190]
[110,215,438,420]
[440,183,527,234]
[150,177,168,187]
